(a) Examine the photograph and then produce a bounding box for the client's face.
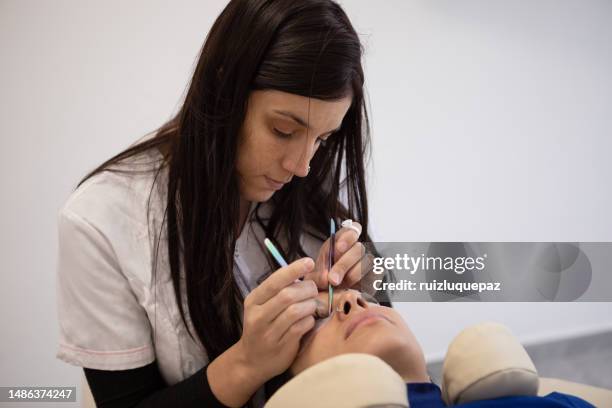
[291,289,429,382]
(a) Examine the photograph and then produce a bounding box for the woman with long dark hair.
[56,0,383,406]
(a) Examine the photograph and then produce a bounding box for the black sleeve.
[83,361,230,408]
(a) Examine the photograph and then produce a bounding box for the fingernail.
[337,241,347,252]
[302,258,314,271]
[329,272,339,285]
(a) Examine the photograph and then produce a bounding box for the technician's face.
[236,90,352,202]
[291,289,429,383]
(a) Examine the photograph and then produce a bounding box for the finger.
[271,298,318,342]
[329,242,365,286]
[279,314,316,345]
[304,269,329,290]
[313,291,331,318]
[248,258,314,305]
[303,239,332,289]
[304,290,335,319]
[304,251,330,289]
[260,279,318,322]
[334,221,362,255]
[339,251,374,289]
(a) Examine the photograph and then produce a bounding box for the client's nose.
[336,291,369,320]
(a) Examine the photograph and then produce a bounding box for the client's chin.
[346,321,429,383]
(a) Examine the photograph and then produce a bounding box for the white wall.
[1,0,610,401]
[349,0,612,360]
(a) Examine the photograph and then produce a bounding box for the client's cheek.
[306,334,344,366]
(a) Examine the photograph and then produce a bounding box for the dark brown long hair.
[78,0,379,403]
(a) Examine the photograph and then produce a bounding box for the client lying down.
[272,289,595,407]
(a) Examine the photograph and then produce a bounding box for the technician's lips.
[345,311,392,339]
[265,176,285,190]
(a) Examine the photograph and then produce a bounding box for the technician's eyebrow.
[272,109,342,136]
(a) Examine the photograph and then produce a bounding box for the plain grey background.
[1,0,611,405]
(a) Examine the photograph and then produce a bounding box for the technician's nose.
[283,155,310,178]
[335,291,369,320]
[282,139,315,177]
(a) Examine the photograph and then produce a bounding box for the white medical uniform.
[55,144,323,405]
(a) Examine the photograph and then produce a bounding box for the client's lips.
[345,311,391,339]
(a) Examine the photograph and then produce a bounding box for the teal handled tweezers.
[328,218,335,316]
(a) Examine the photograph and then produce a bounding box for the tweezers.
[328,218,335,316]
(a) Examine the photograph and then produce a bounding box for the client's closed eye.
[314,298,328,319]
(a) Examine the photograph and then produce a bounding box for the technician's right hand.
[207,257,322,407]
[238,257,322,380]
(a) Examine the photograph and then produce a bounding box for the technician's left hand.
[305,220,374,290]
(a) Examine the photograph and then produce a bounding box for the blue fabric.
[406,383,596,408]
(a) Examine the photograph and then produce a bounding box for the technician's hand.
[235,257,326,383]
[306,220,375,291]
[207,258,322,407]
